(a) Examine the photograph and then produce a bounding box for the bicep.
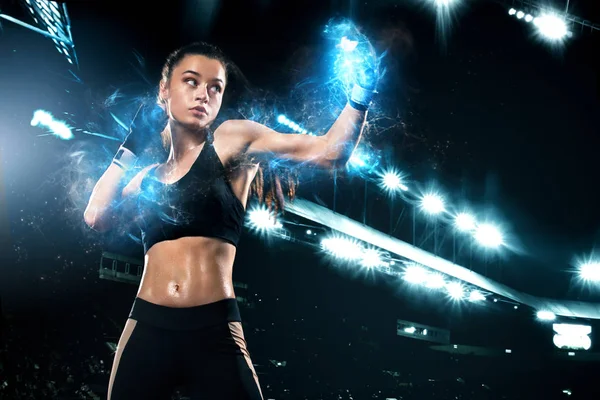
[250,131,330,165]
[225,120,332,167]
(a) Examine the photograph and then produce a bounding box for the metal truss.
[0,0,78,67]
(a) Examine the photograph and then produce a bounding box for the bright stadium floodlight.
[0,0,78,67]
[504,1,599,43]
[579,262,600,282]
[434,0,456,7]
[379,169,409,194]
[246,204,283,233]
[425,273,446,289]
[383,172,401,190]
[455,212,476,232]
[321,236,364,261]
[403,264,429,284]
[503,3,591,46]
[474,223,503,248]
[534,13,569,41]
[537,310,556,321]
[361,248,384,268]
[420,193,445,215]
[446,281,464,300]
[468,290,486,302]
[402,264,448,289]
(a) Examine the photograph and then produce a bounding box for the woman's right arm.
[84,102,167,232]
[83,163,132,232]
[84,162,158,232]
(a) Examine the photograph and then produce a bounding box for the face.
[160,54,226,131]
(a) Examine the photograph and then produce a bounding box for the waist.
[138,237,237,307]
[129,297,241,330]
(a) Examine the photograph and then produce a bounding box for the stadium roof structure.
[286,198,600,320]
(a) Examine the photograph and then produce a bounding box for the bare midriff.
[136,236,238,308]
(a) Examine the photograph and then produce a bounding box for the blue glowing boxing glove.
[113,102,167,171]
[346,37,379,111]
[325,19,380,111]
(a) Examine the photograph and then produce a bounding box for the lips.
[190,106,207,116]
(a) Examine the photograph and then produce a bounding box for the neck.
[167,121,209,164]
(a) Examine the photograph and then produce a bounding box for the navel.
[168,281,182,296]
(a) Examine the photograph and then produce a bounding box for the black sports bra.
[135,141,246,254]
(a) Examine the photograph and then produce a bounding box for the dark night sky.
[1,0,599,312]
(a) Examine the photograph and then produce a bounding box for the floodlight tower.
[0,0,78,67]
[496,0,600,36]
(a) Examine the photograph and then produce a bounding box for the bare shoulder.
[122,163,160,199]
[213,120,256,159]
[214,119,265,143]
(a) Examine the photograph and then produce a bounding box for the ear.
[159,80,170,103]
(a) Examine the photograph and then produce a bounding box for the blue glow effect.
[349,152,369,167]
[136,178,194,229]
[340,36,359,52]
[158,211,180,225]
[30,109,74,140]
[77,129,120,141]
[346,146,381,176]
[130,103,168,137]
[110,112,129,131]
[323,18,381,93]
[127,233,142,245]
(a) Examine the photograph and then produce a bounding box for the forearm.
[83,162,130,232]
[84,102,159,231]
[323,104,367,167]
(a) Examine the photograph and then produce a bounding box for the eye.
[185,78,197,87]
[210,85,222,93]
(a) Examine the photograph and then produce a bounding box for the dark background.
[1,0,599,398]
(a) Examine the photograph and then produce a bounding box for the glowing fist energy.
[323,18,380,110]
[113,102,168,171]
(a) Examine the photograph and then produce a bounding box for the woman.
[84,41,377,399]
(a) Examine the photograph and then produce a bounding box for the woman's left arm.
[219,104,367,169]
[221,26,379,169]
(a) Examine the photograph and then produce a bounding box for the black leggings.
[108,297,264,400]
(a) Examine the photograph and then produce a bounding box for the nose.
[195,84,209,103]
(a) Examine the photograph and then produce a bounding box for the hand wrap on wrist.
[349,84,375,111]
[112,146,138,171]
